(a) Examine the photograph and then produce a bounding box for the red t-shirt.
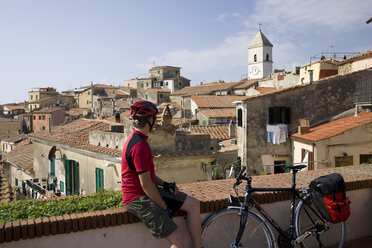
[121,129,155,205]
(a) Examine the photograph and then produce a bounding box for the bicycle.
[201,165,346,248]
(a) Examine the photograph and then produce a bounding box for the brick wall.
[1,165,371,245]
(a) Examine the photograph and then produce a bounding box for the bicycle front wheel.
[295,196,346,248]
[202,208,275,248]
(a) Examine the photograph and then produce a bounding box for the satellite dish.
[48,146,57,160]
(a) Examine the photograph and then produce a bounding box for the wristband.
[163,181,176,193]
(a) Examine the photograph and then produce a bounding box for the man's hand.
[163,182,179,195]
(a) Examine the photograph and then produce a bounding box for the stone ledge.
[0,164,371,243]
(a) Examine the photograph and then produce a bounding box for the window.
[335,156,353,167]
[42,126,46,130]
[60,181,64,193]
[266,54,269,61]
[237,109,243,127]
[159,93,163,99]
[254,54,257,62]
[158,70,160,74]
[86,100,89,105]
[42,115,45,120]
[50,156,55,176]
[95,168,104,192]
[146,82,149,87]
[15,178,18,186]
[360,154,372,164]
[141,83,144,88]
[31,95,33,100]
[33,116,36,120]
[88,91,90,95]
[145,94,148,100]
[268,107,290,124]
[36,95,38,100]
[178,82,182,87]
[39,115,41,120]
[166,82,168,86]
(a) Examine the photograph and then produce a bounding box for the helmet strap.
[145,116,156,132]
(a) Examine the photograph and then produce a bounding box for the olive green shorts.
[124,188,187,239]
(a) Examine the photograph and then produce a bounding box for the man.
[121,100,203,248]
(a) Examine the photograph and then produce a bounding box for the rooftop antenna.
[258,23,262,31]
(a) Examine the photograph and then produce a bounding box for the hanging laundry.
[267,124,288,144]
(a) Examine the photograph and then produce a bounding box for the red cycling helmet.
[130,100,159,117]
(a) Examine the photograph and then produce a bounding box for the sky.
[0,0,371,104]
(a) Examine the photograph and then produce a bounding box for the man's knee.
[166,227,184,247]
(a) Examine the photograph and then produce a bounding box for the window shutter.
[284,107,291,124]
[268,107,274,124]
[237,109,243,127]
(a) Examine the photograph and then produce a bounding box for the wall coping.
[1,164,371,243]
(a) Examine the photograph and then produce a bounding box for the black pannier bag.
[309,173,351,223]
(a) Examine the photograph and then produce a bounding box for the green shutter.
[60,181,64,193]
[65,160,72,196]
[50,157,55,176]
[15,178,18,186]
[74,161,79,195]
[95,168,104,192]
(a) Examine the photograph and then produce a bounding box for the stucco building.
[291,111,372,169]
[299,59,339,84]
[32,107,65,133]
[338,50,372,75]
[235,69,372,174]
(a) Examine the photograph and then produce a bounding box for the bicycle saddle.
[284,165,307,171]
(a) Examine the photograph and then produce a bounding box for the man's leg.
[180,195,203,248]
[165,227,185,248]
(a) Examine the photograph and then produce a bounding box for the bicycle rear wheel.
[295,195,346,248]
[202,208,275,248]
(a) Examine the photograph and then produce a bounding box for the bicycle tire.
[202,207,275,248]
[295,195,346,248]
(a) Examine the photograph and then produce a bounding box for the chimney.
[298,119,310,135]
[229,120,236,139]
[308,70,314,84]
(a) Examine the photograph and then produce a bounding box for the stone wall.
[238,69,372,171]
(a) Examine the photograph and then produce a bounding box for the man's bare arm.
[139,172,167,210]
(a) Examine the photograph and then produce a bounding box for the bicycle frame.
[232,167,313,246]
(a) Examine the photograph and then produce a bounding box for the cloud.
[247,0,372,33]
[215,13,227,22]
[137,0,372,83]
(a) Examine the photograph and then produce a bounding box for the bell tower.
[248,27,273,79]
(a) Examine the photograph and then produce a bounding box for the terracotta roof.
[191,95,248,108]
[29,96,55,104]
[255,87,278,94]
[1,133,28,143]
[171,81,244,96]
[2,104,25,111]
[149,88,171,93]
[33,107,64,114]
[292,111,372,142]
[113,90,129,96]
[66,108,87,116]
[171,118,188,126]
[199,108,236,118]
[233,79,258,89]
[179,125,231,140]
[339,50,372,65]
[158,102,183,110]
[115,100,131,109]
[3,139,34,173]
[29,119,121,157]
